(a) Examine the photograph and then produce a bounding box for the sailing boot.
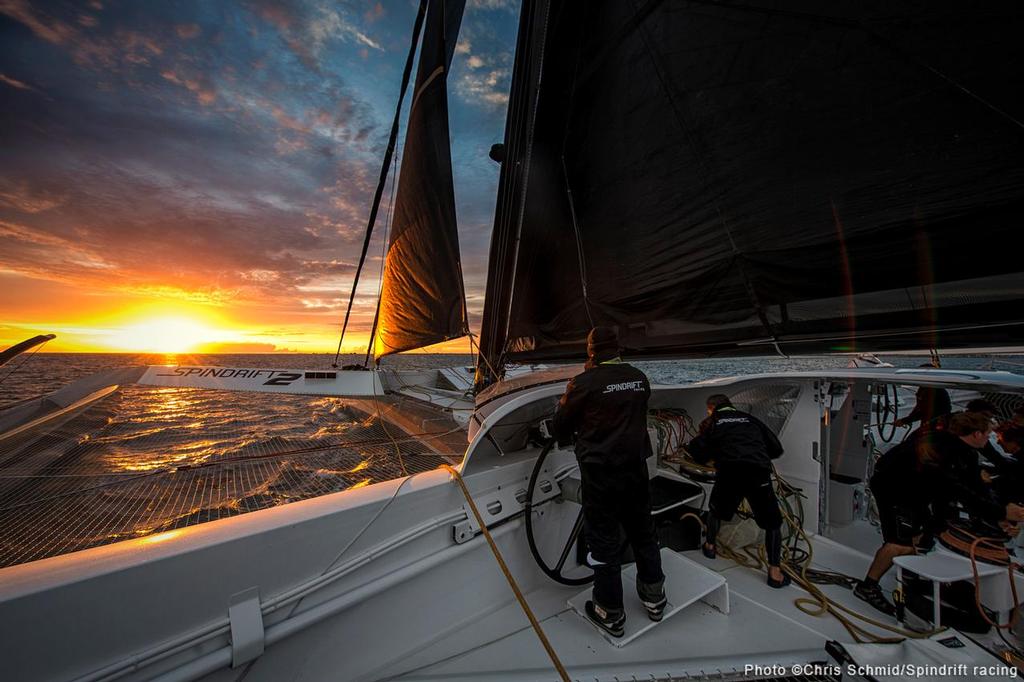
[854,580,896,617]
[584,600,625,637]
[703,514,719,559]
[637,577,667,622]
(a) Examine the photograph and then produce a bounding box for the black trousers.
[708,464,783,530]
[580,459,664,611]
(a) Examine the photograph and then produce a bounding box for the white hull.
[2,368,1023,680]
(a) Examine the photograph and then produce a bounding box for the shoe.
[767,571,791,589]
[637,578,667,622]
[641,595,667,622]
[702,542,716,560]
[584,600,625,637]
[854,581,896,616]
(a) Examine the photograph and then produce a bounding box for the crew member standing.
[687,394,790,588]
[551,326,666,638]
[894,383,952,434]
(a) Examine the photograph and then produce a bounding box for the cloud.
[451,15,514,108]
[456,65,510,107]
[194,341,280,352]
[0,0,515,340]
[160,68,217,105]
[0,73,42,94]
[175,23,201,39]
[0,182,66,213]
[0,0,78,45]
[364,3,384,24]
[309,6,383,53]
[467,0,517,10]
[110,285,239,306]
[246,0,383,70]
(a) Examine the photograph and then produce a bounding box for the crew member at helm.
[894,382,952,434]
[551,326,666,638]
[687,394,790,588]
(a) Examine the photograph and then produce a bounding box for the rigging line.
[363,293,383,367]
[287,471,416,620]
[371,369,410,478]
[917,284,942,366]
[362,144,401,366]
[468,331,500,388]
[478,0,542,384]
[906,55,1024,132]
[498,0,553,374]
[0,337,51,387]
[627,0,781,351]
[558,12,594,330]
[561,160,595,329]
[332,0,428,369]
[363,136,399,369]
[442,464,571,682]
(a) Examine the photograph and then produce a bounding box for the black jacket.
[551,361,651,467]
[872,429,1005,529]
[686,407,783,472]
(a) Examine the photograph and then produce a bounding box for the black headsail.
[477,0,1024,386]
[372,0,468,360]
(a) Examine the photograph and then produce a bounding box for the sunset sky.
[0,0,518,353]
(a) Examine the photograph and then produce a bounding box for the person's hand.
[1006,503,1024,523]
[698,416,714,435]
[981,470,993,484]
[894,418,908,428]
[1000,519,1020,535]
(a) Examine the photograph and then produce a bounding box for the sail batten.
[477,0,1024,383]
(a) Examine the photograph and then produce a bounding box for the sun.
[109,316,217,353]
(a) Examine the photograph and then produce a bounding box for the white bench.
[893,549,1012,627]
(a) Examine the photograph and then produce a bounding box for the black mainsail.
[477,0,1024,385]
[372,0,468,360]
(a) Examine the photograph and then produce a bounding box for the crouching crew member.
[687,394,790,588]
[552,326,666,638]
[856,411,1024,615]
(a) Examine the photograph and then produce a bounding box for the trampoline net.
[0,385,466,568]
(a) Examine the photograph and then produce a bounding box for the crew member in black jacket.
[552,326,666,638]
[686,394,790,588]
[855,411,1024,615]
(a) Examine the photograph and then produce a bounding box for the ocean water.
[5,351,1023,406]
[2,351,1022,466]
[0,351,1021,565]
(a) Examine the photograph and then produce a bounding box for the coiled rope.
[939,526,1020,631]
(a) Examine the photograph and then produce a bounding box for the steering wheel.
[524,439,593,586]
[874,383,900,443]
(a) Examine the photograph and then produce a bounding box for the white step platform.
[568,548,729,647]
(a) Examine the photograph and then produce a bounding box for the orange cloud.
[175,23,200,39]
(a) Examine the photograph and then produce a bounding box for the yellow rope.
[441,465,571,682]
[707,469,944,643]
[774,475,946,642]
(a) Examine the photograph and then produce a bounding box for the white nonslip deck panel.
[568,549,728,647]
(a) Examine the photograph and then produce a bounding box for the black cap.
[587,326,618,358]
